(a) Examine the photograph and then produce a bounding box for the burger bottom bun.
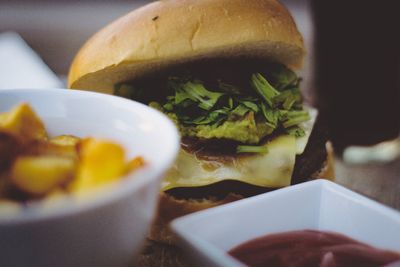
[149,141,335,244]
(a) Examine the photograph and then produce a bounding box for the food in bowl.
[0,103,145,208]
[228,230,400,267]
[0,88,179,267]
[170,180,400,267]
[68,0,334,243]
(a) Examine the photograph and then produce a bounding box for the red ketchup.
[228,230,400,267]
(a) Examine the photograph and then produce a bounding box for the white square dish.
[171,179,400,267]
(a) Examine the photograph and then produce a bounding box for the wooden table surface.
[137,156,400,266]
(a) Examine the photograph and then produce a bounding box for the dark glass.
[312,0,400,153]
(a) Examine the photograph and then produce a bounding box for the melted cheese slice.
[162,107,318,190]
[162,135,297,191]
[296,106,318,155]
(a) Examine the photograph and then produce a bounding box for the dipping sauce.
[228,230,400,267]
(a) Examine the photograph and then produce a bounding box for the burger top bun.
[68,0,305,94]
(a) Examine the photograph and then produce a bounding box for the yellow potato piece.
[50,135,80,146]
[69,139,126,193]
[0,103,47,142]
[22,140,78,160]
[11,156,76,195]
[125,156,145,174]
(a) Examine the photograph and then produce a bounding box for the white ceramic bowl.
[0,88,179,267]
[171,179,400,267]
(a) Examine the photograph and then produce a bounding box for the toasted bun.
[68,0,305,93]
[149,142,335,244]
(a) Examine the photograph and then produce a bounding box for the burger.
[68,0,334,243]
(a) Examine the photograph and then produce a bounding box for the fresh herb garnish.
[232,104,251,117]
[265,63,300,90]
[251,73,280,107]
[116,64,310,153]
[181,82,224,111]
[260,102,279,129]
[286,126,306,137]
[281,110,310,128]
[240,100,259,113]
[273,88,301,110]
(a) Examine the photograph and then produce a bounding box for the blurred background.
[0,0,399,209]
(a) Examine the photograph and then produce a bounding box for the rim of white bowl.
[0,88,180,225]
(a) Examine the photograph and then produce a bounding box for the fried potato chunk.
[69,139,126,193]
[126,156,145,174]
[22,140,78,160]
[0,103,145,204]
[11,156,76,195]
[50,135,80,146]
[0,103,47,142]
